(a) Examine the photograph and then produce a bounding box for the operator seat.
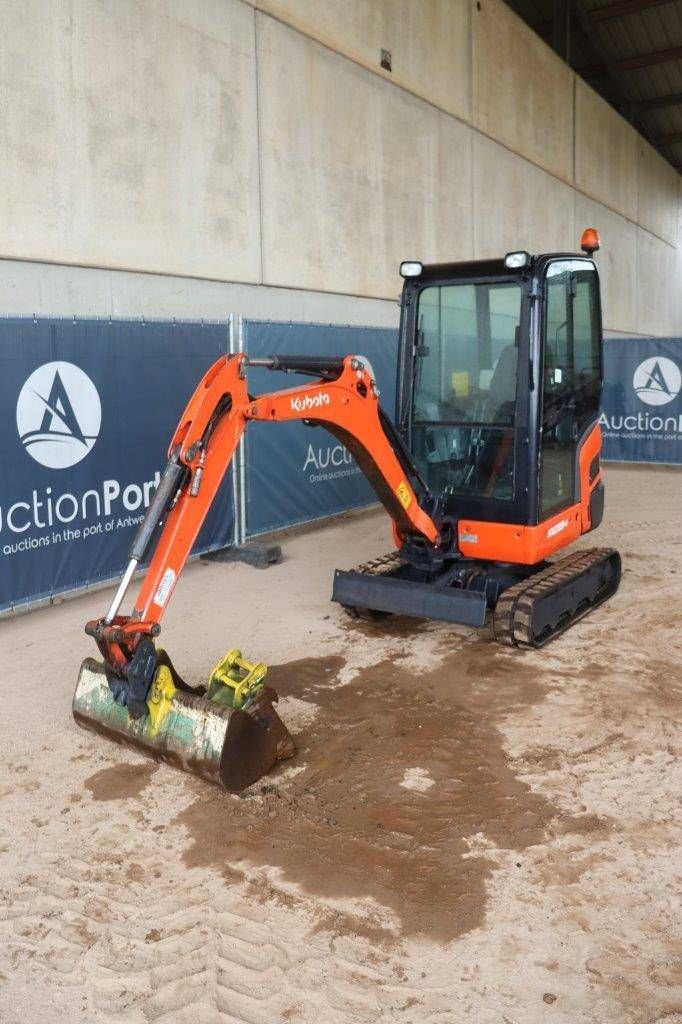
[477,334,519,497]
[485,343,517,425]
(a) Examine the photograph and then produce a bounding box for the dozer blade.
[332,552,488,625]
[72,658,295,792]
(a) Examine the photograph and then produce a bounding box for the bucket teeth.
[72,657,295,792]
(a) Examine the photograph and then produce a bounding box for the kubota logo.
[633,357,681,407]
[290,391,331,413]
[16,361,102,468]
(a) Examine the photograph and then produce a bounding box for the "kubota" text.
[290,392,331,413]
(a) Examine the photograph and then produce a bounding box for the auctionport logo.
[302,442,360,484]
[16,361,101,469]
[633,356,681,407]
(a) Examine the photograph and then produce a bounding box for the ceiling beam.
[571,0,647,129]
[581,44,682,76]
[637,91,682,111]
[589,0,673,22]
[617,44,682,70]
[532,0,672,35]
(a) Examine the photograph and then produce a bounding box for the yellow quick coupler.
[207,649,268,710]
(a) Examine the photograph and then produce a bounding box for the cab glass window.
[412,281,522,501]
[541,260,601,517]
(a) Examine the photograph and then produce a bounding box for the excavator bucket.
[72,651,295,792]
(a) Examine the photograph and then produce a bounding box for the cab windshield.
[411,280,522,500]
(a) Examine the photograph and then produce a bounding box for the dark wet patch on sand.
[85,762,157,801]
[246,875,396,946]
[533,843,616,888]
[172,647,605,942]
[310,907,398,946]
[266,654,346,697]
[337,613,429,639]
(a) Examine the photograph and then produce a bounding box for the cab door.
[539,258,602,521]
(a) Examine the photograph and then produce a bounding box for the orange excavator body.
[74,236,621,791]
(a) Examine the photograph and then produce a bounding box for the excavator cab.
[397,249,604,536]
[333,233,620,642]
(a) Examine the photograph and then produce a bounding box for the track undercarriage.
[334,547,621,648]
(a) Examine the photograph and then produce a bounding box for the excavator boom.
[101,352,439,640]
[74,351,443,791]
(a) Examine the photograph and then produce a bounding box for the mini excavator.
[74,230,621,791]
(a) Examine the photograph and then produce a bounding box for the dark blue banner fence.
[601,337,682,464]
[1,318,679,613]
[242,320,398,537]
[1,319,234,612]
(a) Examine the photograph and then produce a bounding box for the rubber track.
[492,547,621,648]
[351,551,403,577]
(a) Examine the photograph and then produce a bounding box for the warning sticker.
[154,568,176,608]
[395,481,412,509]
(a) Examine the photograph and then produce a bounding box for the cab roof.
[416,258,510,281]
[411,252,591,283]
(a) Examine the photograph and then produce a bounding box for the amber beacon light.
[580,227,600,255]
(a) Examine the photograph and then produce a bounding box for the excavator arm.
[85,352,441,683]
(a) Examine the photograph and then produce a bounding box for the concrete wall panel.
[473,135,574,259]
[637,141,680,246]
[254,0,471,122]
[636,229,678,337]
[575,195,637,334]
[0,0,261,282]
[0,0,678,334]
[257,15,473,299]
[575,80,638,221]
[0,258,398,326]
[473,0,573,183]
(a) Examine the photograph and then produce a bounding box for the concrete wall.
[257,14,473,298]
[253,0,472,123]
[0,0,262,282]
[0,0,679,336]
[473,0,574,184]
[575,80,639,224]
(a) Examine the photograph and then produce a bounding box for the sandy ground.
[0,463,680,1024]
